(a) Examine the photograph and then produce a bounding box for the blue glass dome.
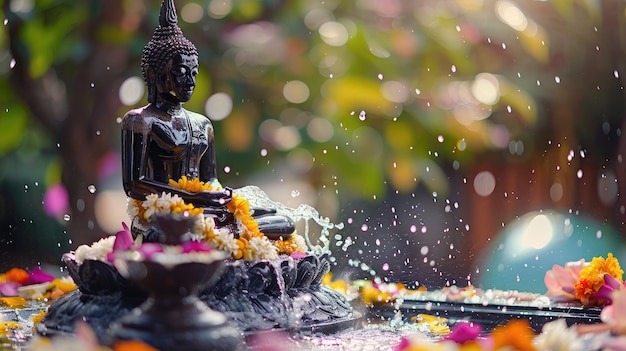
[475,210,626,293]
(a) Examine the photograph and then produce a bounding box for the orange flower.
[491,319,536,351]
[274,236,305,255]
[5,268,28,284]
[114,339,159,351]
[574,253,623,305]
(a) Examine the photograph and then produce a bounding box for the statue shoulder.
[185,109,213,127]
[122,105,157,130]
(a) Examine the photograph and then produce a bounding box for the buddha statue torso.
[123,106,215,190]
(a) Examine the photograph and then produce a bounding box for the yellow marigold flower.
[0,321,20,337]
[32,310,46,325]
[169,176,215,192]
[0,297,27,308]
[574,253,623,305]
[233,238,247,260]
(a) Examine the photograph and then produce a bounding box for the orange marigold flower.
[114,339,159,351]
[5,268,28,284]
[491,319,536,351]
[274,237,304,255]
[574,253,623,305]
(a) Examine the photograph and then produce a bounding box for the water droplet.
[63,214,71,221]
[382,263,390,271]
[360,224,368,231]
[3,19,8,25]
[223,166,231,173]
[615,70,620,78]
[577,169,584,179]
[9,59,16,69]
[421,226,427,234]
[290,190,300,198]
[437,135,444,143]
[377,73,383,80]
[420,246,429,255]
[596,230,602,239]
[90,83,95,88]
[260,149,268,157]
[409,225,417,233]
[87,185,96,194]
[358,110,366,121]
[554,76,560,83]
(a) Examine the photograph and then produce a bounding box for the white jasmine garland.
[74,236,116,263]
[209,228,239,253]
[247,236,278,261]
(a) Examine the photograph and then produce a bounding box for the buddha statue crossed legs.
[121,0,294,243]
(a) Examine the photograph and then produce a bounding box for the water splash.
[235,185,342,253]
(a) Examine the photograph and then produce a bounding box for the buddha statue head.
[141,0,199,104]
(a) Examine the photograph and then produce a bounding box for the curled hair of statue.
[141,0,198,103]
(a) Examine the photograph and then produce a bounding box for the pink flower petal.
[26,267,55,285]
[444,322,483,344]
[112,222,134,252]
[181,241,212,253]
[392,337,411,351]
[290,252,308,259]
[0,282,21,296]
[137,243,164,259]
[43,183,69,217]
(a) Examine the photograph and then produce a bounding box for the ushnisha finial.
[159,0,178,27]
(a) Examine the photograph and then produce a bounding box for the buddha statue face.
[160,53,198,103]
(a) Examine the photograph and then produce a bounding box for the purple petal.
[113,222,134,252]
[605,274,622,289]
[444,322,483,344]
[137,243,164,259]
[595,285,615,304]
[0,282,21,296]
[26,267,55,285]
[181,241,212,253]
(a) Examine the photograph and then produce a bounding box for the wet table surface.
[0,296,603,350]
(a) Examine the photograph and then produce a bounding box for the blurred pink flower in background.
[42,183,69,217]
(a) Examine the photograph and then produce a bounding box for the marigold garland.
[148,176,306,261]
[574,253,623,305]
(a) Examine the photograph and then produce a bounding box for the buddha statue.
[121,0,294,240]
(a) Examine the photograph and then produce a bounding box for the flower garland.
[127,176,306,261]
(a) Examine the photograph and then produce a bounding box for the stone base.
[38,253,355,342]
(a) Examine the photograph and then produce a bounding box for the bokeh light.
[181,2,204,23]
[283,80,310,104]
[207,0,232,19]
[318,21,349,47]
[118,76,144,106]
[473,171,496,197]
[205,92,233,121]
